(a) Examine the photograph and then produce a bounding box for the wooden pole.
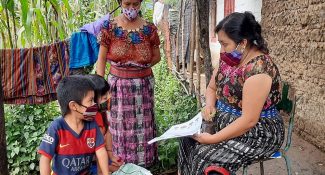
[189,0,196,94]
[209,0,217,39]
[0,61,9,175]
[176,0,183,73]
[195,5,201,108]
[181,0,186,76]
[196,0,213,87]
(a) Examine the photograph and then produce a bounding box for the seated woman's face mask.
[220,44,244,67]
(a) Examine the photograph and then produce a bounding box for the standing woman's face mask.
[121,0,142,21]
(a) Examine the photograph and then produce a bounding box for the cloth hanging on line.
[69,32,99,69]
[80,14,110,36]
[0,40,70,104]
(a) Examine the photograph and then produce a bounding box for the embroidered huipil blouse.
[98,19,160,67]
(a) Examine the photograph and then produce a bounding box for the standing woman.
[96,0,161,167]
[178,12,284,174]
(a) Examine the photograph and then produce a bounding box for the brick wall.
[261,0,325,151]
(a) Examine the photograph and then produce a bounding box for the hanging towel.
[80,14,110,36]
[0,40,70,104]
[69,32,99,69]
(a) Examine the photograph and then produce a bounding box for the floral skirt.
[178,111,285,174]
[107,74,157,167]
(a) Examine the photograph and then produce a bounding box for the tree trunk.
[196,0,213,87]
[189,0,196,94]
[0,67,9,175]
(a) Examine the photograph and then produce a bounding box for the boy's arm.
[106,131,113,157]
[96,147,110,175]
[38,121,58,175]
[106,131,123,166]
[39,155,51,175]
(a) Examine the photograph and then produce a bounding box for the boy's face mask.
[78,103,98,121]
[99,99,111,112]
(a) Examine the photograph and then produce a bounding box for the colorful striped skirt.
[107,74,157,167]
[178,109,285,174]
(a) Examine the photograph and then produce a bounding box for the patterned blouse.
[97,19,160,66]
[216,55,282,110]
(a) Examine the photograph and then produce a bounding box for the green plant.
[5,102,60,175]
[151,56,198,173]
[163,0,180,9]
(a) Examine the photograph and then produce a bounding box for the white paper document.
[148,112,202,144]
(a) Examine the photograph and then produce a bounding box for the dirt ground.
[236,132,325,175]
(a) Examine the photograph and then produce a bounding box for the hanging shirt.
[80,14,110,36]
[38,117,105,175]
[69,32,99,68]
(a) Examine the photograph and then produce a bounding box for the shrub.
[152,59,198,172]
[5,103,60,175]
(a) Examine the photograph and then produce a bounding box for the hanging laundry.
[0,40,70,104]
[80,14,110,36]
[69,32,99,69]
[69,14,110,71]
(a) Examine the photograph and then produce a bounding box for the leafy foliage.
[2,0,198,174]
[151,54,198,173]
[5,103,60,175]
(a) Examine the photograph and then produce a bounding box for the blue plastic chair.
[243,82,298,175]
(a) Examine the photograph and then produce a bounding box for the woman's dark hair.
[215,11,269,54]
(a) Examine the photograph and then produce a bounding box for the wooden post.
[176,0,183,73]
[181,0,186,76]
[210,0,217,39]
[196,0,213,87]
[0,64,9,175]
[189,0,196,94]
[195,6,201,108]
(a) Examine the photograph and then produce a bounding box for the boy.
[38,75,110,175]
[86,74,123,173]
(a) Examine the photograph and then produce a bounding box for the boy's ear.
[68,101,78,112]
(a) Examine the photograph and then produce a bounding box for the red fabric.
[204,165,230,175]
[109,65,153,78]
[224,0,235,17]
[95,112,107,135]
[98,20,160,65]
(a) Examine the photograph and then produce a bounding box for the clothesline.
[0,12,111,105]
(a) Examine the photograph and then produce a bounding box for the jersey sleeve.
[95,123,105,151]
[38,122,59,159]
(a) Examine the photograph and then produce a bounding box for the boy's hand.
[109,155,124,166]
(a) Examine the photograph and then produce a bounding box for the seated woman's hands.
[192,133,216,144]
[202,105,217,121]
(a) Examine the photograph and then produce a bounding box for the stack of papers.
[148,112,202,144]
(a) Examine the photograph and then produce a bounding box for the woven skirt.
[107,74,157,167]
[178,111,285,174]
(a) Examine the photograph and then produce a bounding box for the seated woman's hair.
[215,11,269,54]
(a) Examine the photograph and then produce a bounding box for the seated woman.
[178,11,285,175]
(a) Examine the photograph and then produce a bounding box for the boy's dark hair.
[85,74,110,102]
[56,75,95,116]
[215,11,269,54]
